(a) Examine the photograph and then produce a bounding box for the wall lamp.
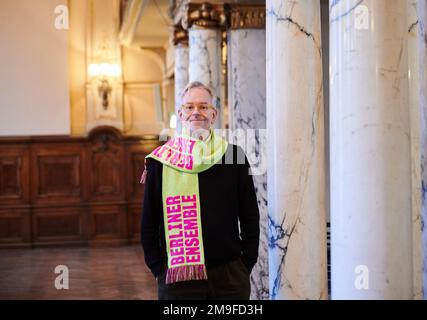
[88,63,121,109]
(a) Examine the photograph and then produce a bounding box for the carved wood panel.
[0,209,31,247]
[32,207,86,245]
[89,205,127,245]
[31,144,86,205]
[0,145,29,205]
[127,152,146,202]
[127,204,142,244]
[89,132,125,202]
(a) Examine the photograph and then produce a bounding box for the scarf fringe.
[140,159,148,184]
[165,264,208,284]
[140,169,147,184]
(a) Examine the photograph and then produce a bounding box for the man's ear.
[177,109,185,121]
[211,109,218,123]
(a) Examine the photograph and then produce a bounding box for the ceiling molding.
[118,0,149,46]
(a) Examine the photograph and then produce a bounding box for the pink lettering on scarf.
[165,194,201,266]
[154,137,195,171]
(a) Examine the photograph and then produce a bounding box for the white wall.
[0,0,70,136]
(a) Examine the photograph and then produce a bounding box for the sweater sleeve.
[236,146,260,272]
[140,159,164,278]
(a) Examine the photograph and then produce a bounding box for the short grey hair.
[180,81,219,108]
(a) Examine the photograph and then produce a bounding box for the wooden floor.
[0,245,157,300]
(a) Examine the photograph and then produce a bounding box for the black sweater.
[140,144,260,277]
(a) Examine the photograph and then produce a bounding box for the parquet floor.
[0,245,157,300]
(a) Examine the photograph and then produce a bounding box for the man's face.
[178,87,218,133]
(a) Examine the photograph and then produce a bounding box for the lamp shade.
[88,63,121,78]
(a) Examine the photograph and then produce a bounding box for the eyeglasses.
[180,103,215,114]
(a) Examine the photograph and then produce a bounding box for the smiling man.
[178,83,218,136]
[140,81,260,300]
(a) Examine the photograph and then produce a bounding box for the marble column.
[173,26,189,133]
[266,0,328,299]
[187,3,222,128]
[226,5,268,300]
[416,0,427,300]
[408,0,424,300]
[330,0,413,299]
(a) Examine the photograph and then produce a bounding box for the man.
[141,81,260,300]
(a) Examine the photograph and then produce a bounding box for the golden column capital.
[186,2,225,29]
[173,25,189,46]
[224,4,265,30]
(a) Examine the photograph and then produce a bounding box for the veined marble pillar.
[226,5,268,300]
[330,0,413,299]
[173,26,189,133]
[187,2,222,128]
[266,0,327,300]
[417,0,427,300]
[408,0,424,300]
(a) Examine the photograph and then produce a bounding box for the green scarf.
[145,128,228,284]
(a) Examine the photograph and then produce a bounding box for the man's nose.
[191,109,204,118]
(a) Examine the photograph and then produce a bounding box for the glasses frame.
[180,103,216,114]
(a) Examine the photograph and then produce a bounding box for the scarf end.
[165,264,208,284]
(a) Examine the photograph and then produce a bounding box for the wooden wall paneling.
[88,130,125,203]
[0,128,160,248]
[127,204,142,244]
[0,208,31,247]
[32,206,86,246]
[124,138,160,242]
[87,128,128,245]
[125,141,159,202]
[88,204,127,246]
[125,144,145,243]
[0,145,31,246]
[0,145,30,205]
[30,144,86,206]
[29,143,88,246]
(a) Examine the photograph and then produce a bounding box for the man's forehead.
[183,88,212,103]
